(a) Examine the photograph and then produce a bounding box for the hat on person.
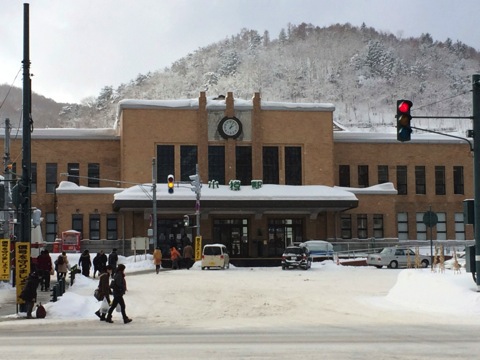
[117,264,126,272]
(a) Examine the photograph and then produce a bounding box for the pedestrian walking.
[170,246,181,270]
[105,264,132,324]
[182,243,194,270]
[153,247,162,274]
[56,252,69,280]
[36,250,53,291]
[92,251,106,278]
[95,265,113,321]
[78,249,92,277]
[108,248,118,278]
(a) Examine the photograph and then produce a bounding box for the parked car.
[366,247,430,269]
[201,244,230,270]
[444,252,466,269]
[299,240,334,258]
[281,246,312,270]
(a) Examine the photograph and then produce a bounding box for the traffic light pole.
[152,158,158,249]
[472,74,480,291]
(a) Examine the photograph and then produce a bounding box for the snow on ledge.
[335,182,398,195]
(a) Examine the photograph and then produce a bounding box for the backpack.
[36,303,47,319]
[57,255,64,265]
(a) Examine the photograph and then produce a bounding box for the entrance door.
[213,218,249,257]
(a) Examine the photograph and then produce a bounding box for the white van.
[201,244,230,270]
[299,240,334,258]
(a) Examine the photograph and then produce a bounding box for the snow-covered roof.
[0,128,118,140]
[56,181,123,194]
[335,182,398,195]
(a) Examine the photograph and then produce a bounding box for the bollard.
[51,285,58,302]
[58,278,65,295]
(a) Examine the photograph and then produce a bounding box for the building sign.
[0,239,10,281]
[194,236,202,261]
[15,242,30,304]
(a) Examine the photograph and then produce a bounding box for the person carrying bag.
[94,265,113,321]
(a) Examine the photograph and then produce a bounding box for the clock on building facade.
[218,116,242,139]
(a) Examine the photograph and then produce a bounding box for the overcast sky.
[1,0,480,104]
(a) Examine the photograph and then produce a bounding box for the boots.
[95,311,101,319]
[100,313,106,321]
[105,315,113,323]
[123,317,132,324]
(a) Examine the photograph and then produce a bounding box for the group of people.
[154,242,194,272]
[75,248,119,278]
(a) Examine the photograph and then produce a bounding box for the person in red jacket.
[36,250,53,291]
[170,247,181,270]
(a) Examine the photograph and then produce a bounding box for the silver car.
[366,247,430,269]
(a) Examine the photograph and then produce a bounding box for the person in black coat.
[20,272,40,319]
[78,249,92,277]
[105,264,132,324]
[108,248,118,278]
[99,250,108,272]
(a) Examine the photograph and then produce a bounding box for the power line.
[414,89,472,112]
[0,67,22,112]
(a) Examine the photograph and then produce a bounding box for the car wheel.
[389,261,398,269]
[282,265,286,270]
[421,259,429,268]
[375,265,383,269]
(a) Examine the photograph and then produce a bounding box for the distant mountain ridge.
[1,22,479,133]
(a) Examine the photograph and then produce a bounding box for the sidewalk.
[0,278,60,320]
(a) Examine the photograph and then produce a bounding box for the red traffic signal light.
[396,99,413,142]
[167,174,174,194]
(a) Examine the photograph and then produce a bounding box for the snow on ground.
[0,252,479,328]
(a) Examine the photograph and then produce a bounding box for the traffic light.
[183,215,189,227]
[189,174,202,195]
[396,99,413,142]
[12,180,29,208]
[167,174,174,194]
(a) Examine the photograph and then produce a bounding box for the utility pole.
[472,74,480,291]
[20,3,32,245]
[3,119,12,239]
[152,158,157,248]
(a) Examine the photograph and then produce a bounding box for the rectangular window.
[340,214,352,239]
[357,214,368,239]
[415,166,426,195]
[180,145,198,182]
[107,214,118,240]
[397,166,407,195]
[45,212,57,242]
[208,146,225,185]
[157,145,175,182]
[67,163,80,185]
[339,165,350,187]
[435,166,446,195]
[358,165,369,188]
[72,214,83,235]
[373,214,384,239]
[88,163,100,187]
[397,212,408,240]
[285,146,302,185]
[455,212,465,240]
[436,212,446,240]
[378,165,389,184]
[89,214,100,240]
[236,146,252,186]
[416,212,427,240]
[453,166,464,195]
[46,163,57,193]
[31,163,37,194]
[263,146,279,184]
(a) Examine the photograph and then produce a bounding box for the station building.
[4,91,474,257]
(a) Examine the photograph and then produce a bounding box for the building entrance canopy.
[112,184,359,217]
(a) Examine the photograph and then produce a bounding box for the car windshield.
[284,247,303,254]
[204,246,222,256]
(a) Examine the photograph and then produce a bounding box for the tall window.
[263,146,279,184]
[415,166,426,195]
[396,166,407,195]
[45,212,57,242]
[397,212,408,240]
[340,214,352,239]
[88,163,100,187]
[107,214,118,240]
[157,145,175,182]
[436,212,446,240]
[373,214,384,239]
[455,212,465,240]
[285,146,302,185]
[89,214,100,240]
[357,214,368,239]
[236,146,252,185]
[67,163,80,185]
[180,145,197,181]
[339,165,350,187]
[31,163,37,193]
[416,212,427,240]
[266,219,303,256]
[453,166,464,194]
[358,165,369,188]
[377,165,389,184]
[208,146,225,184]
[72,214,83,235]
[435,166,446,195]
[46,163,57,193]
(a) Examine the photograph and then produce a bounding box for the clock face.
[218,116,242,139]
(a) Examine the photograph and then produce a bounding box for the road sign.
[423,211,438,228]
